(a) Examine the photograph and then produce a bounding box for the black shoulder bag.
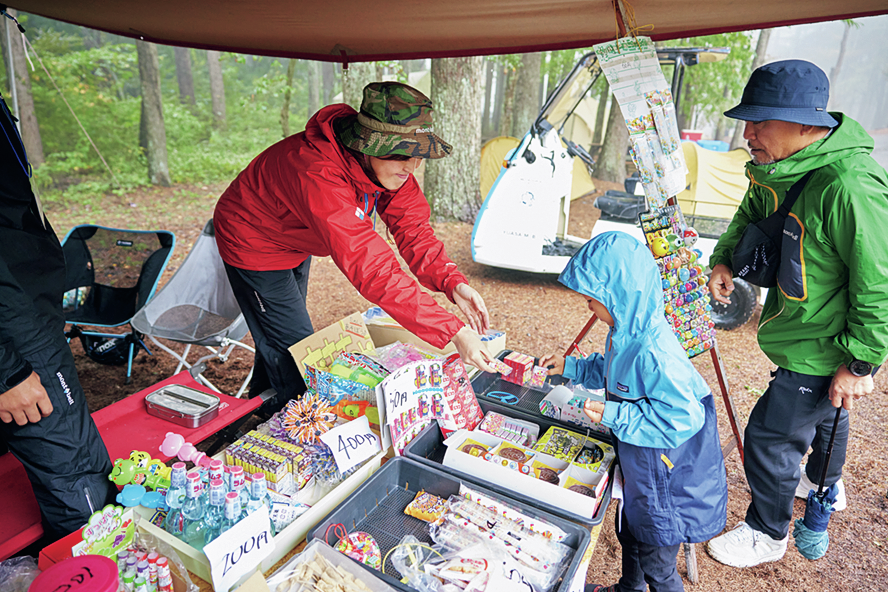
[731,170,816,288]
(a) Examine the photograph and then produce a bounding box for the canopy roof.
[9,1,888,62]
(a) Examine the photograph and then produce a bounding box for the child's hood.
[558,231,662,336]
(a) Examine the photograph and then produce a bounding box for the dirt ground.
[47,181,888,591]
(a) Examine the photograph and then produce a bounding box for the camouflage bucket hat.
[337,82,452,159]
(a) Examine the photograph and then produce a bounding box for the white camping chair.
[132,219,254,396]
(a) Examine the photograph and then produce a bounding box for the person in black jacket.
[0,92,116,540]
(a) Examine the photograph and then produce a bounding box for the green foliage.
[16,20,315,208]
[662,32,756,123]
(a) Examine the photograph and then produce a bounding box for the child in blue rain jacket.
[540,232,727,592]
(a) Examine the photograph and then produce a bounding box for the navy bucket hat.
[724,59,838,128]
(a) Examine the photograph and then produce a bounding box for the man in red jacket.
[214,82,494,410]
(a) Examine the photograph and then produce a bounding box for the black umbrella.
[792,406,843,560]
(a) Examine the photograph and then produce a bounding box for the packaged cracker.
[404,490,447,523]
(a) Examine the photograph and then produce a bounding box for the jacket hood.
[747,112,875,183]
[559,232,663,337]
[304,104,386,195]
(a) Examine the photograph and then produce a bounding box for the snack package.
[503,352,534,385]
[488,358,513,376]
[438,354,484,437]
[533,426,587,462]
[458,438,490,458]
[404,490,447,523]
[477,411,536,447]
[530,459,562,485]
[527,365,548,389]
[458,485,569,542]
[563,475,597,498]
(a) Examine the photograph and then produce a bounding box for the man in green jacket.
[704,60,888,568]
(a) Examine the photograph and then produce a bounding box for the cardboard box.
[288,313,376,376]
[442,429,614,520]
[363,307,506,357]
[540,384,610,437]
[134,448,387,585]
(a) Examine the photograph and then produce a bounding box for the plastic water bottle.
[246,473,276,537]
[181,471,207,548]
[162,462,187,538]
[202,478,226,546]
[229,466,249,514]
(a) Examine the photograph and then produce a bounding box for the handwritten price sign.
[319,415,381,473]
[203,506,275,592]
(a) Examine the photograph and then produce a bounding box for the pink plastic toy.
[158,431,212,467]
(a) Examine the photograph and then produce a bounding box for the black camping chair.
[61,224,176,383]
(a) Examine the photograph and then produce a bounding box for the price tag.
[203,506,275,592]
[319,415,381,473]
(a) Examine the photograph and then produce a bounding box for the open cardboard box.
[133,448,386,586]
[362,306,506,357]
[442,428,614,520]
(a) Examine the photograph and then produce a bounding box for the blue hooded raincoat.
[560,232,727,546]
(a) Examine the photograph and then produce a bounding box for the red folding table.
[0,371,263,561]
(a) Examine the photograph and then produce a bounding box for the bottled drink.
[202,478,226,546]
[181,471,207,548]
[162,462,188,537]
[245,472,276,537]
[208,459,225,488]
[229,466,249,514]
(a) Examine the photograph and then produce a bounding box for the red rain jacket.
[214,104,467,349]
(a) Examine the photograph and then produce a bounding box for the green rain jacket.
[710,113,888,376]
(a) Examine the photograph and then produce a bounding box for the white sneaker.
[706,522,788,568]
[795,464,847,511]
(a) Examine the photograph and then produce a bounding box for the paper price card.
[319,415,381,473]
[203,506,276,592]
[381,360,444,455]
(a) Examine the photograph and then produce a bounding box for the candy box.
[503,351,534,385]
[527,365,548,389]
[477,411,537,447]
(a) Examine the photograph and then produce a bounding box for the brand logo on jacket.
[57,371,74,405]
[355,206,365,220]
[616,382,629,393]
[783,228,799,241]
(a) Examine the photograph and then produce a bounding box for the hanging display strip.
[638,206,716,358]
[593,36,687,209]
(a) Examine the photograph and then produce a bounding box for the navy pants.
[613,508,683,592]
[744,367,849,540]
[224,259,313,412]
[0,335,117,540]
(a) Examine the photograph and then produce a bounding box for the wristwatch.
[848,359,873,377]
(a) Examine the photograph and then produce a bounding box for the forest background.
[3,9,886,222]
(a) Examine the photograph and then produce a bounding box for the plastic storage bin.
[266,538,398,591]
[307,457,590,592]
[404,399,613,527]
[134,448,387,583]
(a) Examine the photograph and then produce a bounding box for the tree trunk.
[829,22,852,110]
[321,62,335,104]
[498,67,517,137]
[7,9,44,167]
[174,46,196,107]
[592,79,609,145]
[511,52,542,137]
[136,40,171,186]
[731,28,772,150]
[715,83,731,141]
[491,65,506,135]
[426,56,484,222]
[207,49,227,128]
[80,26,103,49]
[482,60,494,138]
[307,60,321,118]
[280,59,296,138]
[596,92,627,183]
[342,62,377,112]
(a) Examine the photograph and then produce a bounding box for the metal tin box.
[144,384,220,428]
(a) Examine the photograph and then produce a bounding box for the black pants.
[0,335,117,540]
[614,508,683,592]
[744,367,849,540]
[224,259,313,412]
